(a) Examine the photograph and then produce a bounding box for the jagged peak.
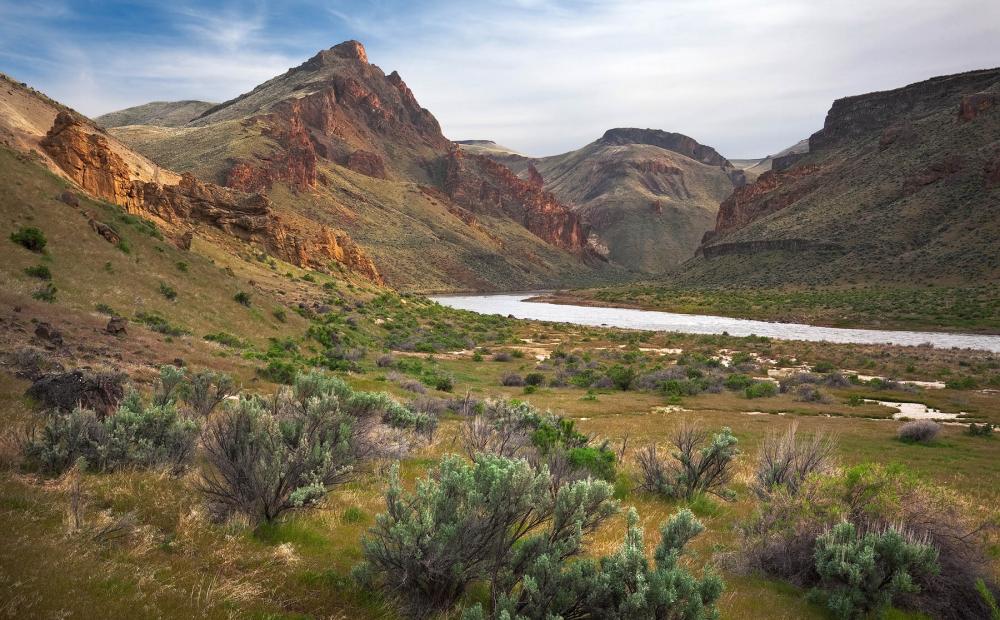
[299,40,369,71]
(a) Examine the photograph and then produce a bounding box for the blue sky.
[2,0,998,157]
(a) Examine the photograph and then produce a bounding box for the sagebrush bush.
[355,454,619,619]
[198,371,430,524]
[744,381,777,399]
[638,426,739,501]
[736,463,997,619]
[23,388,199,475]
[812,521,939,619]
[897,420,940,443]
[500,372,525,387]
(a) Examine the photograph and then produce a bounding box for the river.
[430,293,1000,353]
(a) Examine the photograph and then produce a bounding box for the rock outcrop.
[444,148,590,251]
[41,111,382,282]
[712,164,820,234]
[598,128,746,186]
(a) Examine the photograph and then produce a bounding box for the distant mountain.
[684,68,1000,285]
[730,139,809,182]
[96,100,216,128]
[105,41,615,291]
[461,128,742,273]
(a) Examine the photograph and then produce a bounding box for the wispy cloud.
[1,0,997,156]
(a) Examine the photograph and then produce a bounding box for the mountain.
[104,41,612,291]
[730,139,809,182]
[95,100,216,128]
[684,68,1000,286]
[460,128,742,273]
[0,72,382,282]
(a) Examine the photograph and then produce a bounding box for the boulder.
[34,322,63,345]
[25,369,127,417]
[106,316,127,335]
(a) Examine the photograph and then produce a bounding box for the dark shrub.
[233,291,251,306]
[966,422,994,437]
[745,381,777,399]
[724,373,754,391]
[812,361,836,374]
[794,384,824,402]
[897,420,940,443]
[158,281,178,301]
[25,369,127,418]
[375,354,395,368]
[24,264,51,280]
[433,375,454,393]
[32,283,57,302]
[10,226,46,252]
[634,367,686,391]
[524,372,545,386]
[500,372,524,387]
[492,351,513,362]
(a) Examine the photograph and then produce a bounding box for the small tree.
[812,521,939,619]
[355,454,618,619]
[638,426,739,501]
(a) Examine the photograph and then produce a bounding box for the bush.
[434,375,454,392]
[233,291,251,306]
[135,311,188,336]
[24,387,199,475]
[24,264,51,280]
[500,372,525,387]
[737,463,997,619]
[967,422,994,437]
[467,507,724,620]
[375,354,395,368]
[637,426,739,501]
[10,226,46,252]
[32,283,57,302]
[897,420,940,443]
[25,369,127,417]
[259,359,298,384]
[493,351,513,362]
[355,454,619,619]
[524,372,545,386]
[724,373,754,391]
[753,423,835,498]
[182,370,235,417]
[812,361,836,374]
[812,521,939,619]
[606,364,636,390]
[461,399,616,485]
[158,281,178,301]
[744,381,777,399]
[199,372,427,524]
[793,384,824,402]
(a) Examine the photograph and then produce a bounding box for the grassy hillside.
[95,100,216,128]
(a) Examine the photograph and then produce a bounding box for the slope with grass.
[95,100,216,128]
[461,128,742,274]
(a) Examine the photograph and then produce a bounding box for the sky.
[1,1,998,158]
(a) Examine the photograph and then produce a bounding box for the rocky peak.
[599,128,731,168]
[301,40,369,70]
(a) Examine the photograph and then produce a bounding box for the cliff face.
[444,148,590,251]
[686,67,1000,285]
[460,128,739,273]
[41,111,382,282]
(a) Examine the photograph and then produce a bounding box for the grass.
[537,284,1000,334]
[1,145,998,619]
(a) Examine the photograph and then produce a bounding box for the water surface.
[431,293,1000,353]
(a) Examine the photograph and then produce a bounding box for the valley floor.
[532,284,1000,334]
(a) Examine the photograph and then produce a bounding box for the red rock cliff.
[444,148,589,251]
[42,111,382,282]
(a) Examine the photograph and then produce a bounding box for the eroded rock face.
[958,92,997,121]
[345,150,387,178]
[41,111,382,282]
[713,165,821,234]
[443,148,590,251]
[810,68,1000,151]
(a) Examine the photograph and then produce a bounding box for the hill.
[460,128,742,273]
[103,41,615,291]
[95,100,216,128]
[684,68,1000,286]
